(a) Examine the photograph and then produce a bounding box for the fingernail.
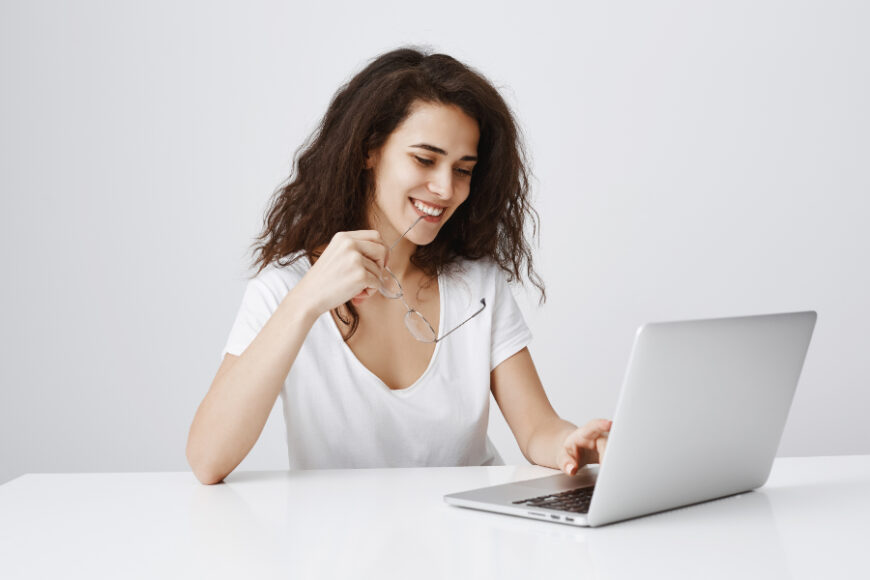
[565,463,574,474]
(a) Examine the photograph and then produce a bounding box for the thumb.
[351,290,370,305]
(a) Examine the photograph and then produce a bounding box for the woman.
[186,47,611,485]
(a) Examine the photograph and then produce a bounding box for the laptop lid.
[585,310,816,526]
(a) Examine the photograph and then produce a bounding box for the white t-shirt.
[221,254,532,469]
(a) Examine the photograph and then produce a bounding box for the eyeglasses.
[377,216,486,343]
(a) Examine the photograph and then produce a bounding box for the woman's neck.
[384,237,416,281]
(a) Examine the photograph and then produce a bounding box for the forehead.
[388,101,480,156]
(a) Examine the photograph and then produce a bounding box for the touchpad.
[518,467,598,492]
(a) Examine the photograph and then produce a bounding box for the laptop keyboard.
[512,486,595,514]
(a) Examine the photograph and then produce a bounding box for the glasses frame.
[377,216,486,343]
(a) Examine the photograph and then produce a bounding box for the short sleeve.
[220,277,283,360]
[490,269,533,371]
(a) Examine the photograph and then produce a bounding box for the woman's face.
[366,100,480,247]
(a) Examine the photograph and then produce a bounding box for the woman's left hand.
[558,419,612,476]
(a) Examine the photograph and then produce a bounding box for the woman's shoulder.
[443,258,509,301]
[445,257,505,283]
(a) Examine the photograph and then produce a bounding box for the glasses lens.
[378,268,402,299]
[404,310,437,343]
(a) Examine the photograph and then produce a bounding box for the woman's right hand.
[293,230,389,317]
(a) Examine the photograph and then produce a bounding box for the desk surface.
[1,456,868,579]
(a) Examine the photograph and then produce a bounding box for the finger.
[556,446,579,475]
[351,287,373,304]
[356,254,384,283]
[596,436,607,464]
[356,269,382,300]
[562,436,582,460]
[575,419,613,446]
[561,422,612,470]
[353,238,389,269]
[565,429,602,453]
[562,439,589,472]
[347,229,385,242]
[346,230,388,263]
[342,257,381,305]
[330,231,387,267]
[342,247,383,286]
[580,418,612,435]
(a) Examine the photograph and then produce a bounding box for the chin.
[407,230,439,247]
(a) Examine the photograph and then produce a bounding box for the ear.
[364,148,379,170]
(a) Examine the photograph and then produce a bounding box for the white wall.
[1,0,867,485]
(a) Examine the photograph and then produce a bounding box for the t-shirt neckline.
[309,255,446,396]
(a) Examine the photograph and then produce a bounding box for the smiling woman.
[252,48,544,339]
[185,47,611,485]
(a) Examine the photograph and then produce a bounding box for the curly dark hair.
[249,46,545,339]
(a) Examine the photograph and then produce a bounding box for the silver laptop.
[445,311,817,527]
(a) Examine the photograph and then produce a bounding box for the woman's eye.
[414,155,472,177]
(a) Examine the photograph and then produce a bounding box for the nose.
[427,168,455,200]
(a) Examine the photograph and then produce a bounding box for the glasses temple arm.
[388,215,426,253]
[435,298,487,342]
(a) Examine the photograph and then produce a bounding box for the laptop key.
[512,486,595,510]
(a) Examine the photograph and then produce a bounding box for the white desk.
[1,456,868,579]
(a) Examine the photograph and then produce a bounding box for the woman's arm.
[187,231,389,485]
[186,288,319,485]
[490,347,611,474]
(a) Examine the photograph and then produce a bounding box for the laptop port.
[565,517,575,522]
[550,515,560,520]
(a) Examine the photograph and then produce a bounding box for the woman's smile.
[410,197,446,222]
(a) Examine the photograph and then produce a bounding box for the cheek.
[377,166,422,200]
[372,173,403,207]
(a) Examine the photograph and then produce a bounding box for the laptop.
[445,311,817,527]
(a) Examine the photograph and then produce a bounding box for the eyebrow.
[410,143,477,162]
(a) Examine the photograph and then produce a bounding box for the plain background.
[1,0,867,486]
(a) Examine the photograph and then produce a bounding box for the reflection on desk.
[0,456,868,579]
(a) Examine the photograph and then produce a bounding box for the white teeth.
[413,200,444,216]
